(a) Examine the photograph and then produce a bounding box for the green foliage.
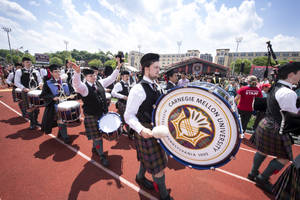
[104,59,116,69]
[230,59,251,74]
[12,55,21,64]
[88,59,102,67]
[50,56,63,66]
[22,53,36,63]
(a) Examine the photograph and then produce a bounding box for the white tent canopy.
[124,64,139,72]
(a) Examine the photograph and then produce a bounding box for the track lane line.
[0,99,158,200]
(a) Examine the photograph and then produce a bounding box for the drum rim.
[98,112,122,134]
[152,85,242,169]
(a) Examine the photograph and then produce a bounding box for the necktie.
[152,83,158,92]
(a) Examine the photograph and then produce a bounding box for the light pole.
[2,26,12,63]
[137,44,141,71]
[63,40,69,51]
[233,37,243,75]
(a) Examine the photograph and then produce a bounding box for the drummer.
[248,62,300,193]
[40,64,72,144]
[6,63,24,115]
[71,59,121,167]
[14,57,43,130]
[111,70,133,139]
[124,53,173,200]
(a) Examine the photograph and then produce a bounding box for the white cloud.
[29,1,40,6]
[0,0,37,21]
[44,21,63,30]
[48,11,63,18]
[44,0,52,5]
[1,0,299,58]
[267,2,272,7]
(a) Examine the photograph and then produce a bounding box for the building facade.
[167,57,228,76]
[200,53,213,62]
[128,50,201,71]
[215,49,300,67]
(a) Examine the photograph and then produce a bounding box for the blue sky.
[0,0,299,57]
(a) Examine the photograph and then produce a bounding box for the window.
[240,53,246,56]
[248,53,253,56]
[234,53,239,57]
[282,52,289,57]
[217,57,225,65]
[292,53,299,57]
[255,53,261,56]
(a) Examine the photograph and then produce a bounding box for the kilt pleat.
[254,117,293,160]
[273,163,300,200]
[84,115,102,140]
[134,123,168,175]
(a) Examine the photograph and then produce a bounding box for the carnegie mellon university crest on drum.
[153,86,241,169]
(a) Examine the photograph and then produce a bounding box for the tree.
[12,55,21,64]
[22,53,36,63]
[104,59,116,69]
[50,57,63,66]
[230,59,251,74]
[88,59,102,68]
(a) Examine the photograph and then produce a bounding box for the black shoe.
[135,175,154,190]
[160,194,174,200]
[63,137,71,144]
[29,123,36,130]
[255,175,273,194]
[100,154,109,167]
[247,172,258,181]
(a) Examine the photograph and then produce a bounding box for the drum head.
[153,86,242,169]
[15,88,22,92]
[28,90,42,96]
[57,100,79,109]
[98,112,121,133]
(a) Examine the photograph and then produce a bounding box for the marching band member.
[165,69,177,90]
[124,53,173,200]
[71,60,121,167]
[111,70,133,139]
[14,57,43,129]
[248,62,300,193]
[6,63,24,113]
[40,64,72,144]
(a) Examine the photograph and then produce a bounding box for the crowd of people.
[1,55,300,200]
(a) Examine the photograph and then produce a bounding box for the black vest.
[82,82,108,117]
[166,81,176,90]
[21,69,38,88]
[136,80,161,124]
[117,81,129,104]
[266,83,290,124]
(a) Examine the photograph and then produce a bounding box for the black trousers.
[238,109,253,132]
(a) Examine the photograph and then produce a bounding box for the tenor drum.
[15,88,22,102]
[57,100,81,123]
[98,112,122,141]
[153,85,242,169]
[27,90,44,106]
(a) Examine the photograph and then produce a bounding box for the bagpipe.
[279,110,300,136]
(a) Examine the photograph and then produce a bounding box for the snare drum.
[27,90,44,106]
[98,112,122,141]
[106,93,111,106]
[57,100,81,123]
[15,88,22,102]
[153,85,242,169]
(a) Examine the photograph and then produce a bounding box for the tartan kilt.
[254,117,293,160]
[84,115,102,140]
[20,91,31,110]
[273,163,300,200]
[134,123,168,175]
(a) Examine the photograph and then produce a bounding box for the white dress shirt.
[40,68,48,78]
[275,80,300,113]
[6,72,14,85]
[72,69,119,97]
[124,76,158,134]
[178,78,190,87]
[111,80,129,99]
[14,68,43,90]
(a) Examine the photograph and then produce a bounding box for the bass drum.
[153,85,242,169]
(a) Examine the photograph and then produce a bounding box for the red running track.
[0,89,299,200]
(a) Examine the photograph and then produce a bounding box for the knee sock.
[137,163,146,179]
[250,152,266,175]
[58,124,68,139]
[93,139,103,156]
[152,174,168,199]
[260,159,285,180]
